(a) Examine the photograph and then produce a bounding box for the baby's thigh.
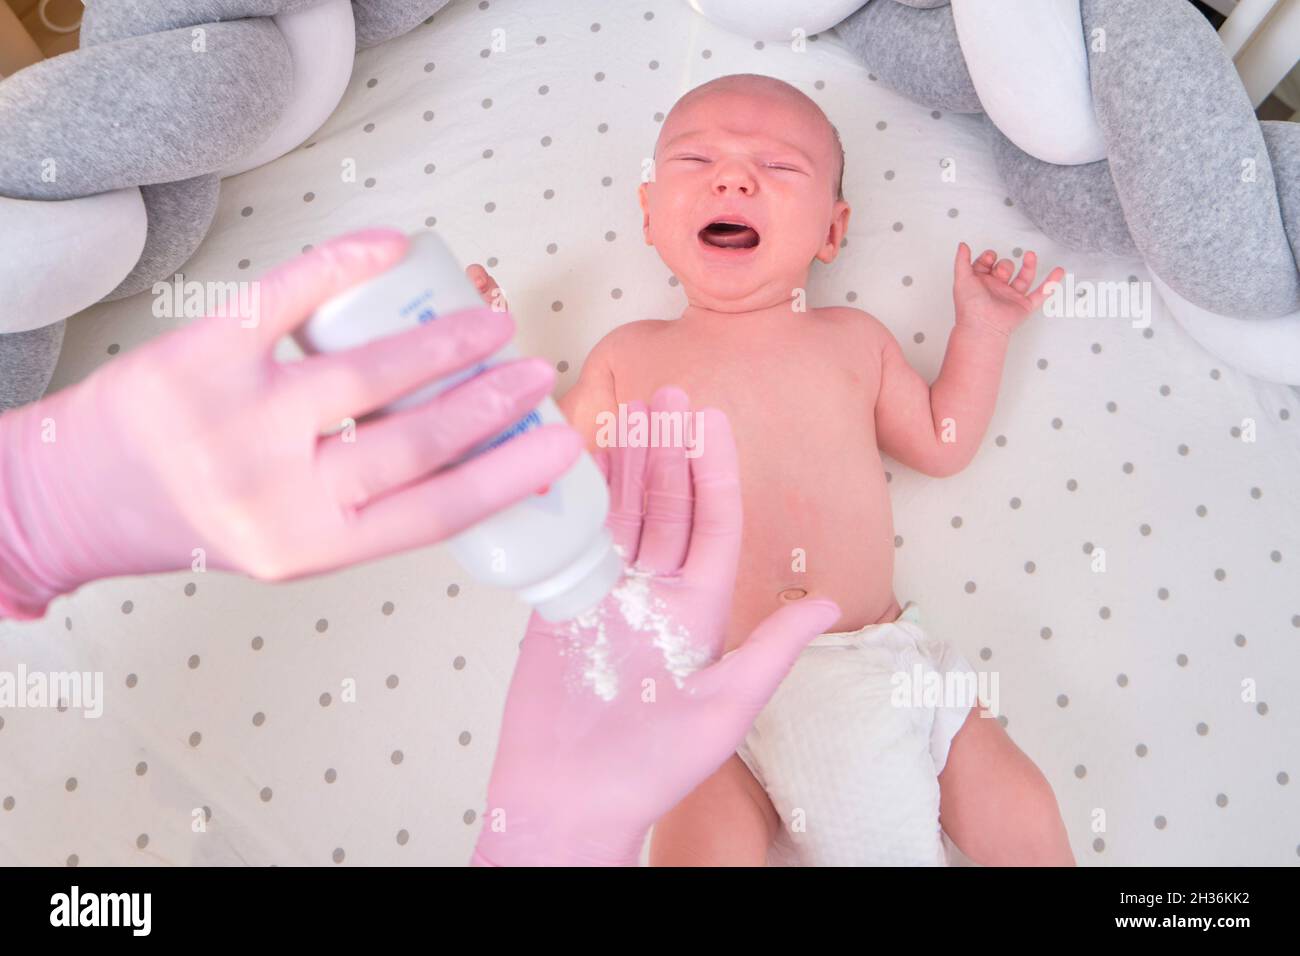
[650,754,778,867]
[938,707,1075,865]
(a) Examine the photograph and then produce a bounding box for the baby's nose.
[711,162,756,196]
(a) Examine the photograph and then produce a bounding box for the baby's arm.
[873,314,1010,477]
[939,706,1075,865]
[650,755,778,866]
[874,244,1063,478]
[557,339,617,451]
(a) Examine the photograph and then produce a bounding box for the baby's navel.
[779,587,808,602]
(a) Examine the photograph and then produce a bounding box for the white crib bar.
[1219,0,1300,108]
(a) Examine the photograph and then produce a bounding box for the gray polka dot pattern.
[2,0,1295,868]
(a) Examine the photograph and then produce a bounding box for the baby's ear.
[815,200,851,264]
[638,182,654,246]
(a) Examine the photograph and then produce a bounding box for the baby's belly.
[605,333,898,650]
[724,457,899,651]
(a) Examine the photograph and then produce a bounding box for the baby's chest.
[611,337,878,433]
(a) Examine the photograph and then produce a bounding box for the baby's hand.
[952,242,1064,336]
[466,263,509,312]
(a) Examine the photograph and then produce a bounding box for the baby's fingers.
[973,249,997,275]
[1011,251,1038,294]
[1028,267,1067,311]
[467,264,508,312]
[993,259,1016,282]
[953,242,973,280]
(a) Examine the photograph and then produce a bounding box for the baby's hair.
[664,73,846,203]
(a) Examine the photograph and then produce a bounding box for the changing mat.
[2,0,1297,866]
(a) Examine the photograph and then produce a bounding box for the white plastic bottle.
[294,230,621,621]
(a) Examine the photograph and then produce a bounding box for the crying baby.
[471,74,1074,867]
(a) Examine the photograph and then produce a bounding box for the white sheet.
[2,0,1297,866]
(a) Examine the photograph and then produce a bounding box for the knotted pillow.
[847,0,1300,382]
[686,0,1300,383]
[0,0,449,409]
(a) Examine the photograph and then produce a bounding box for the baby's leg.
[650,754,778,866]
[938,706,1075,866]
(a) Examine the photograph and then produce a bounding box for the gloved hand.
[473,387,841,866]
[0,229,582,619]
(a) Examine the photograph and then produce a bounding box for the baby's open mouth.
[699,220,760,249]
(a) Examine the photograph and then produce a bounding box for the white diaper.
[736,603,976,866]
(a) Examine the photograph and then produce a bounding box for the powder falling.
[611,570,710,686]
[569,602,618,701]
[557,544,711,700]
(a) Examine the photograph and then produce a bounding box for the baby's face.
[640,81,849,313]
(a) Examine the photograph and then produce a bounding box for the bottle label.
[482,408,543,451]
[406,291,437,322]
[410,292,544,456]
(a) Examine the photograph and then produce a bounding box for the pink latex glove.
[473,387,841,866]
[0,229,582,619]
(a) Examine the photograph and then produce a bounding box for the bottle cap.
[522,529,624,622]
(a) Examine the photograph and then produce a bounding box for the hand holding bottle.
[0,229,582,619]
